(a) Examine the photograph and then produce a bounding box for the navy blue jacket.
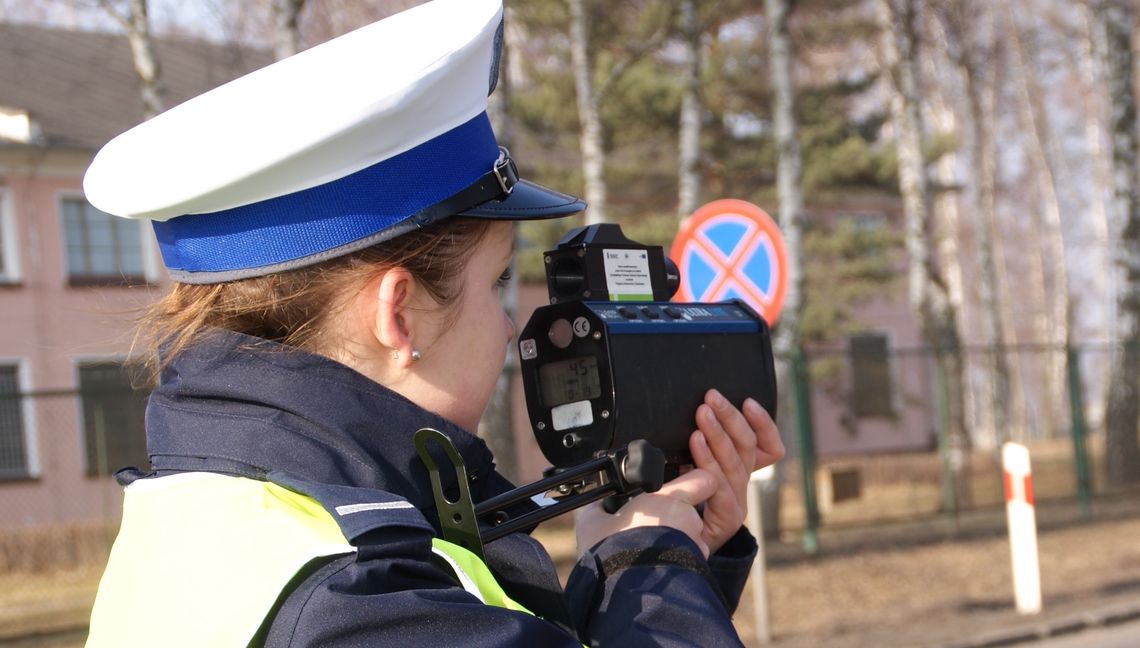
[143,330,755,646]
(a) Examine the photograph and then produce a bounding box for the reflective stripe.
[430,539,533,614]
[87,472,534,648]
[432,543,488,604]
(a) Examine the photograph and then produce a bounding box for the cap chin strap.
[410,147,518,228]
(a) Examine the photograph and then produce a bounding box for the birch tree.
[568,0,608,223]
[567,0,676,225]
[99,0,164,118]
[1005,2,1071,438]
[759,0,806,537]
[931,1,1014,445]
[766,0,805,371]
[1091,0,1140,485]
[878,0,970,508]
[926,10,982,444]
[270,0,306,60]
[1078,3,1116,346]
[676,0,702,218]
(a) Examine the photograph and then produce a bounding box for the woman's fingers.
[697,390,756,496]
[575,470,716,558]
[655,467,717,506]
[574,392,784,561]
[690,391,784,554]
[743,398,785,470]
[702,389,757,465]
[690,431,742,552]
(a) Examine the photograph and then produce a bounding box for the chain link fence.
[0,382,147,642]
[0,344,1137,640]
[775,343,1137,550]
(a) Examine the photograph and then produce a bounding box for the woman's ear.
[372,267,419,368]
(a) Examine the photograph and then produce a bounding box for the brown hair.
[135,217,495,380]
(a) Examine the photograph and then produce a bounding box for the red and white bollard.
[1003,442,1042,615]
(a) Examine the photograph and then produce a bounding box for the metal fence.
[0,343,1136,639]
[776,342,1136,552]
[0,385,146,641]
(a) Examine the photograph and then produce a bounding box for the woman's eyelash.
[496,268,513,286]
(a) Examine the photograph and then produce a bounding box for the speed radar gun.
[416,224,777,560]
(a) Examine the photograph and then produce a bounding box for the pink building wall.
[809,297,935,456]
[0,148,166,528]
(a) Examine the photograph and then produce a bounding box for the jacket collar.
[144,329,500,512]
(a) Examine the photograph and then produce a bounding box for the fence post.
[1066,345,1092,520]
[792,347,820,554]
[932,350,959,528]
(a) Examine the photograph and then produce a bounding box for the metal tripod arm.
[414,428,666,554]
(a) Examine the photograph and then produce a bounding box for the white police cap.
[83,0,584,283]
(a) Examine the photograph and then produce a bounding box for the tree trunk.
[878,0,970,509]
[568,0,608,225]
[1005,3,1070,439]
[101,0,164,119]
[765,0,805,537]
[926,6,994,446]
[767,0,805,367]
[270,0,306,60]
[1079,3,1116,348]
[1093,0,1140,486]
[677,0,702,219]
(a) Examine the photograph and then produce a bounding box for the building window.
[79,361,149,476]
[0,188,20,283]
[61,197,145,285]
[848,332,895,418]
[0,364,30,478]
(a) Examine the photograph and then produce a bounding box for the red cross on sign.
[669,199,788,325]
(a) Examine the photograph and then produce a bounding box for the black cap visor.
[459,179,585,220]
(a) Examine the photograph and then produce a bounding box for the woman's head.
[138,217,516,430]
[89,0,584,428]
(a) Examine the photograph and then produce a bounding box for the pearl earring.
[410,350,422,363]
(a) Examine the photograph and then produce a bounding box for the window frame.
[0,358,39,480]
[74,356,150,477]
[57,192,151,287]
[0,187,21,284]
[846,330,899,419]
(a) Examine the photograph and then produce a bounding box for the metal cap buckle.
[492,147,518,196]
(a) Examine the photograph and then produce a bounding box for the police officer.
[83,1,784,646]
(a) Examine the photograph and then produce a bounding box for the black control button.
[641,306,661,319]
[618,306,639,319]
[664,306,683,319]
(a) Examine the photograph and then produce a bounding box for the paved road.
[1028,619,1140,648]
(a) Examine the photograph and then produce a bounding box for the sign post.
[1003,442,1042,615]
[747,467,774,644]
[672,199,789,644]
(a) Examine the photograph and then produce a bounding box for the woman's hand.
[575,469,719,557]
[574,391,783,558]
[691,389,783,554]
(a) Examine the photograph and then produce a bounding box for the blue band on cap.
[153,113,499,275]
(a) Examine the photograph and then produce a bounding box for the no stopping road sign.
[670,199,788,325]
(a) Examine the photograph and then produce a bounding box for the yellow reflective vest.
[86,472,532,648]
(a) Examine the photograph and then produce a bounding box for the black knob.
[622,440,666,493]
